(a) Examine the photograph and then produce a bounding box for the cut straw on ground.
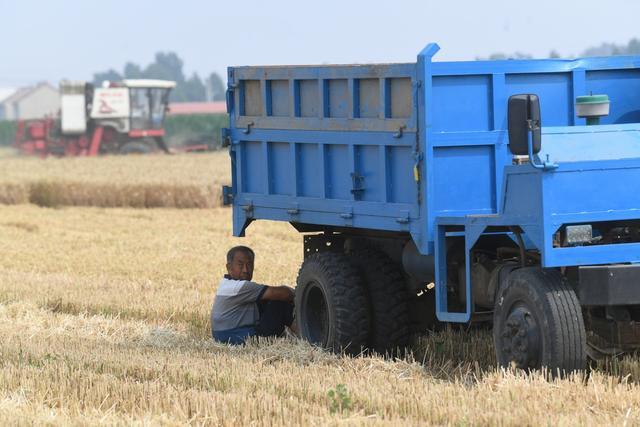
[1,205,640,424]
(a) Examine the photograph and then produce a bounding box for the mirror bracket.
[526,119,558,170]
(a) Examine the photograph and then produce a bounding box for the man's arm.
[261,285,295,302]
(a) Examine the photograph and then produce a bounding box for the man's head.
[226,246,255,281]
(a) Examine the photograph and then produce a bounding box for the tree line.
[94,39,640,104]
[93,52,225,103]
[483,38,640,60]
[69,37,640,102]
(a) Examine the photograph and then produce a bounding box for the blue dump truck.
[223,43,640,373]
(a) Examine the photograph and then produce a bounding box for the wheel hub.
[302,282,329,346]
[500,305,541,368]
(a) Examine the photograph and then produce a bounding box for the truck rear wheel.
[295,253,370,355]
[493,267,586,375]
[351,249,410,355]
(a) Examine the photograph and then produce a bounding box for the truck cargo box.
[225,44,640,257]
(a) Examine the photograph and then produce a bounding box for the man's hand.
[261,285,295,302]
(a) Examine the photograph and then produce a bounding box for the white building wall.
[0,88,16,120]
[2,102,17,120]
[0,97,18,120]
[15,85,60,120]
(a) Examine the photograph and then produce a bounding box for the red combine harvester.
[15,79,178,156]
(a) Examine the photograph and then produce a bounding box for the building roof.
[168,102,226,115]
[0,88,17,103]
[0,82,57,105]
[0,87,31,104]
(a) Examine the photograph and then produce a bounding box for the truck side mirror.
[508,94,541,156]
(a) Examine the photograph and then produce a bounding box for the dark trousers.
[256,300,294,337]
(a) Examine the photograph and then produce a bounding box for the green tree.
[625,38,640,55]
[582,38,640,57]
[180,74,207,102]
[92,52,224,102]
[92,69,122,85]
[143,52,186,83]
[207,72,225,101]
[123,62,143,79]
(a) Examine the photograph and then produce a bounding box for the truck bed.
[226,43,640,255]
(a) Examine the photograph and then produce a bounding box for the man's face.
[227,251,254,281]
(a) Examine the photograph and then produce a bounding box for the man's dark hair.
[226,246,255,264]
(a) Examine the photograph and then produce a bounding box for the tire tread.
[296,252,370,354]
[351,249,410,355]
[494,267,586,374]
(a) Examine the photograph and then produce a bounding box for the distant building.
[167,102,226,116]
[0,83,60,121]
[0,88,15,106]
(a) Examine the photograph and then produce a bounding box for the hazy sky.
[1,0,639,87]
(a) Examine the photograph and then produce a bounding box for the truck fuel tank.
[402,240,435,283]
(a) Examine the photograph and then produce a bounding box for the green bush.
[327,384,352,414]
[164,114,228,149]
[0,114,229,150]
[0,121,17,146]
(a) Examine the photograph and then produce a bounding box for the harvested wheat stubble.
[1,205,640,425]
[0,151,230,208]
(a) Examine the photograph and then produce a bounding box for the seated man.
[211,245,296,345]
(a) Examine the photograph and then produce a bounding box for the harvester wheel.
[119,141,152,154]
[295,252,370,355]
[350,249,410,356]
[493,267,586,375]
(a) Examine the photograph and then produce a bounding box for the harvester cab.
[89,79,176,142]
[17,79,176,156]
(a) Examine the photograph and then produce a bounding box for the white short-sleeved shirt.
[211,275,267,331]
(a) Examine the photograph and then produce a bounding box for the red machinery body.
[14,119,128,157]
[14,79,175,157]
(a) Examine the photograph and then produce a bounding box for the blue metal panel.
[545,243,640,267]
[269,80,290,117]
[432,75,493,132]
[297,143,323,198]
[431,55,640,76]
[227,43,640,274]
[232,63,417,133]
[586,69,640,124]
[544,159,640,219]
[299,79,319,118]
[433,145,496,215]
[327,79,349,118]
[355,145,383,202]
[505,73,573,126]
[355,78,380,118]
[269,142,292,196]
[387,146,414,204]
[417,43,441,255]
[325,144,350,200]
[242,141,264,194]
[541,124,640,162]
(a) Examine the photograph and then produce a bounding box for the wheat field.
[0,150,229,208]
[1,203,640,425]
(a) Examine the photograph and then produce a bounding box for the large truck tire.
[295,252,370,355]
[493,267,586,375]
[351,249,410,355]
